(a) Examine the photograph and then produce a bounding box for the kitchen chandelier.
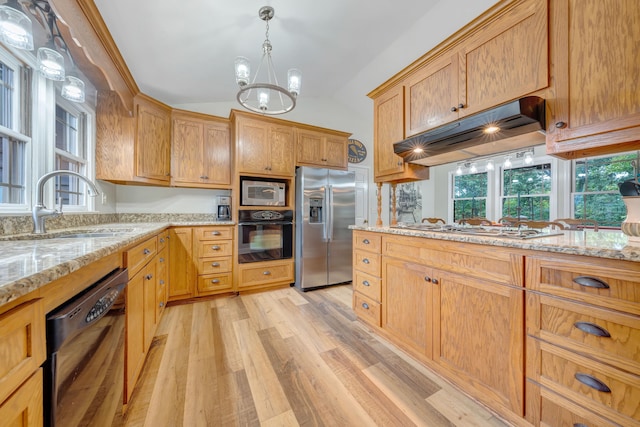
[234,6,301,115]
[0,0,85,102]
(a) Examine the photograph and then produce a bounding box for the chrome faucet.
[32,170,101,234]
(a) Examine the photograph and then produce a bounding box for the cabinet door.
[135,96,171,182]
[459,0,548,117]
[125,270,145,402]
[203,121,231,185]
[382,258,434,357]
[172,119,204,184]
[168,228,194,300]
[156,246,168,321]
[547,0,640,156]
[0,369,43,427]
[374,85,405,178]
[433,270,524,414]
[404,54,459,136]
[237,118,270,174]
[324,135,348,169]
[269,125,295,176]
[297,129,324,166]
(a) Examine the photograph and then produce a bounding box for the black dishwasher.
[43,268,128,427]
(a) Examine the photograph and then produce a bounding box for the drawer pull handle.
[263,271,271,275]
[211,279,220,284]
[362,302,369,310]
[143,248,151,255]
[574,321,611,338]
[212,262,220,267]
[212,231,221,236]
[363,239,370,244]
[212,245,221,250]
[362,280,370,287]
[363,258,370,264]
[573,276,609,289]
[573,424,589,427]
[574,373,611,393]
[145,274,153,280]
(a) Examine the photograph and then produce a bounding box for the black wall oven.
[238,210,293,263]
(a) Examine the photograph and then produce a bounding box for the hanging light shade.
[0,0,34,50]
[235,6,301,115]
[37,47,65,81]
[61,75,85,102]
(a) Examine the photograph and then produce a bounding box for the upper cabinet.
[296,127,350,170]
[96,92,171,186]
[546,0,640,158]
[404,0,548,137]
[171,110,232,188]
[233,112,295,177]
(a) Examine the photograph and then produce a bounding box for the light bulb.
[258,88,269,111]
[235,56,250,87]
[37,47,65,81]
[524,151,534,165]
[287,68,301,97]
[0,5,34,50]
[469,163,477,173]
[504,156,512,168]
[484,124,500,134]
[486,159,495,170]
[62,75,85,103]
[455,165,463,175]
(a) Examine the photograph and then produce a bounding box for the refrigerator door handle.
[323,185,330,241]
[328,184,334,241]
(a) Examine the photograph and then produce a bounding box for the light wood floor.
[120,284,509,427]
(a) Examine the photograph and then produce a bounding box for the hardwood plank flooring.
[121,285,509,426]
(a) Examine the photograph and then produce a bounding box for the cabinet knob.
[159,280,165,285]
[457,103,465,109]
[424,276,431,282]
[362,280,370,287]
[145,274,153,280]
[555,121,567,129]
[159,302,164,307]
[362,258,370,264]
[361,302,370,310]
[263,271,271,275]
[212,245,221,250]
[211,279,220,284]
[159,257,165,262]
[397,161,403,166]
[574,373,611,393]
[212,262,220,267]
[200,175,209,179]
[450,106,458,112]
[159,238,165,243]
[362,239,370,244]
[143,248,151,255]
[432,278,439,284]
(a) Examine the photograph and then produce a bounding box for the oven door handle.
[238,221,293,226]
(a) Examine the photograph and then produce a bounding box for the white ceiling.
[92,0,498,118]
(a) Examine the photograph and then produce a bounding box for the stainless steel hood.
[393,96,546,166]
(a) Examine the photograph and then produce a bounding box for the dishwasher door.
[44,268,128,427]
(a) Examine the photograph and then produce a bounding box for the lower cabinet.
[194,226,234,296]
[168,227,195,300]
[237,259,294,291]
[0,369,43,426]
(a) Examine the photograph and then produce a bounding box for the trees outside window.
[453,172,488,221]
[502,163,552,221]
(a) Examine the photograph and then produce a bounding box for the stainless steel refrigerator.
[295,166,356,291]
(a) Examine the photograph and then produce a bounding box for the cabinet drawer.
[353,231,382,253]
[0,300,46,404]
[125,236,157,277]
[528,293,640,374]
[539,393,618,427]
[238,261,294,288]
[197,240,233,258]
[198,257,232,275]
[526,255,640,316]
[194,227,234,241]
[197,273,233,294]
[354,249,381,277]
[157,229,170,251]
[353,271,381,302]
[539,343,640,425]
[353,292,381,327]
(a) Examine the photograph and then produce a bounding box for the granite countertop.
[350,226,640,262]
[0,221,235,307]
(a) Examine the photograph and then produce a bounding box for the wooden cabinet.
[0,300,45,426]
[168,227,195,301]
[352,231,382,327]
[124,232,168,403]
[546,0,640,158]
[171,110,232,188]
[234,113,295,177]
[237,259,294,291]
[96,91,171,185]
[194,226,234,296]
[296,127,349,170]
[525,253,640,426]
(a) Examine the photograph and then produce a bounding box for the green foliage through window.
[453,172,487,221]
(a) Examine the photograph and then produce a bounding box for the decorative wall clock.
[348,139,367,163]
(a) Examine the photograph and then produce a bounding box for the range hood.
[393,96,546,166]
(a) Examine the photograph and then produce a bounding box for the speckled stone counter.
[0,219,235,307]
[349,226,640,262]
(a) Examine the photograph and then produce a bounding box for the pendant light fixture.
[0,0,33,50]
[234,6,301,115]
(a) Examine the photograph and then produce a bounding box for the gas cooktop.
[390,223,564,240]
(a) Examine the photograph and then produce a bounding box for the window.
[502,163,552,220]
[55,103,88,207]
[0,54,29,206]
[453,172,488,221]
[573,152,639,227]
